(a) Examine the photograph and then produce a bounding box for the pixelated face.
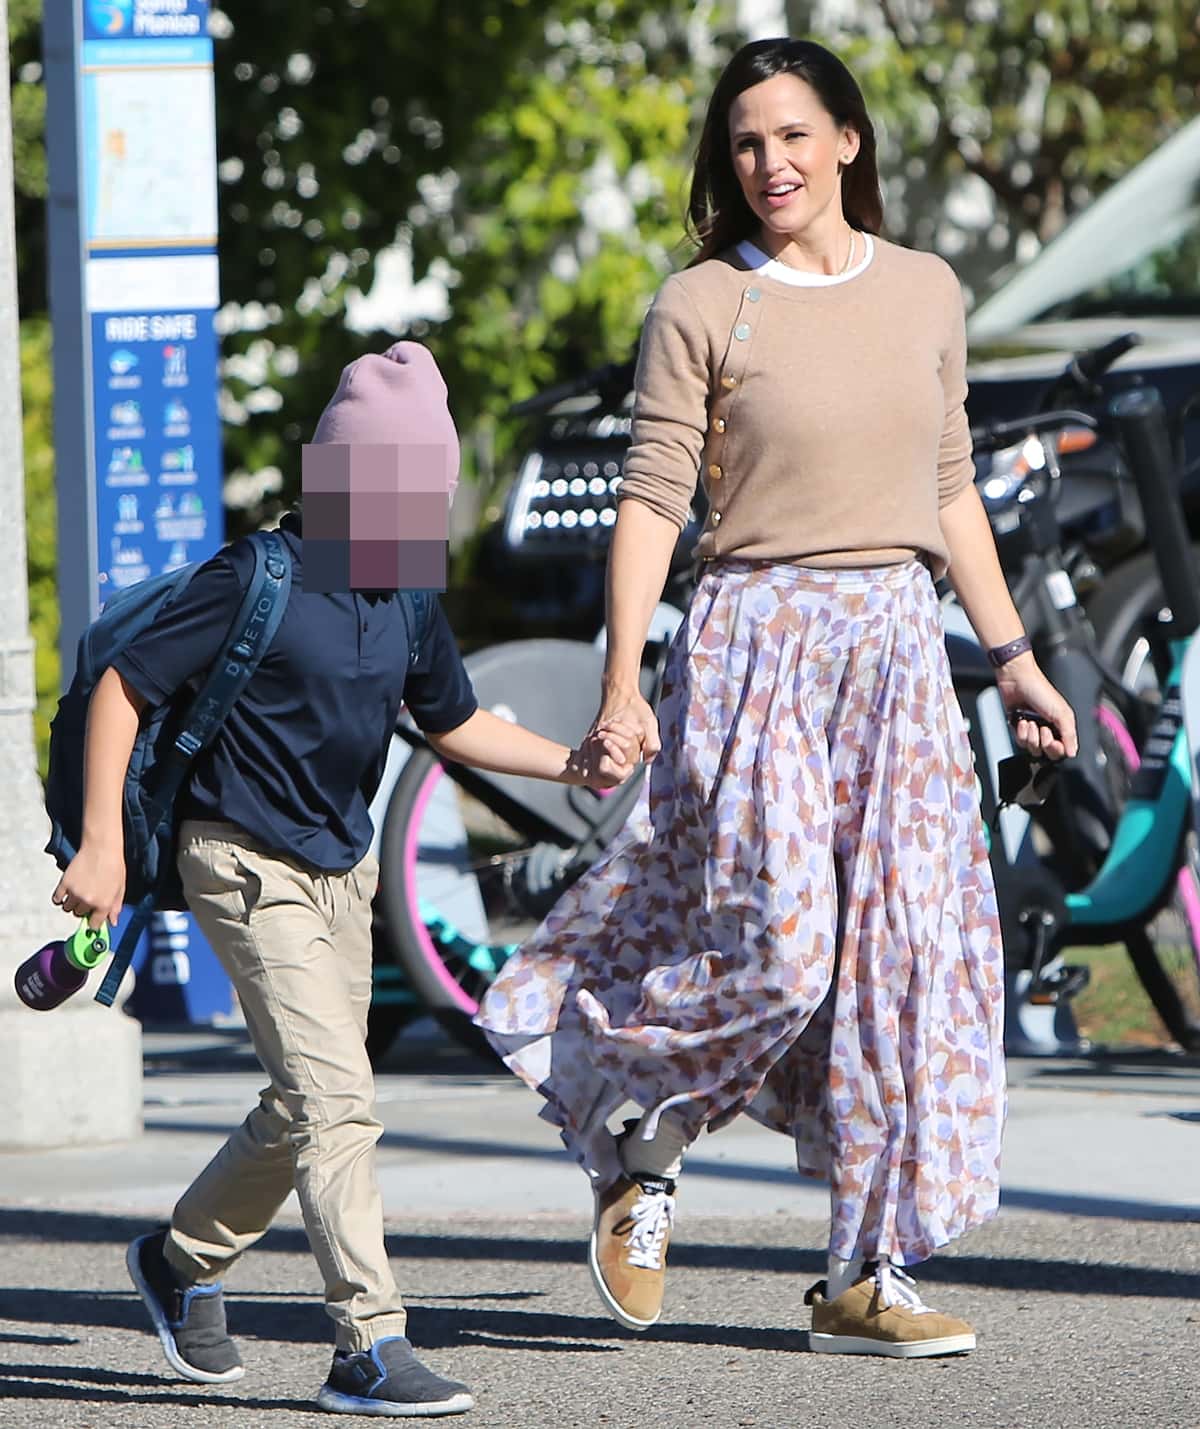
[300,442,451,592]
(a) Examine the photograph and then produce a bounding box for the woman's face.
[728,73,858,241]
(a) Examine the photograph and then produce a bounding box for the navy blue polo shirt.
[113,512,478,871]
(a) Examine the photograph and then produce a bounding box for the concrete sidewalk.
[0,1025,1198,1428]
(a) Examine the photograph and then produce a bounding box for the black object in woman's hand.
[1008,706,1061,741]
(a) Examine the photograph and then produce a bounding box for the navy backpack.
[43,530,292,1006]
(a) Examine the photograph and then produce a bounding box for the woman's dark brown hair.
[687,38,883,266]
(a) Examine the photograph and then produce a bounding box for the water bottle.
[14,922,110,1011]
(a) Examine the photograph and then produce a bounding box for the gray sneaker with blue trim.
[316,1335,474,1417]
[126,1229,244,1383]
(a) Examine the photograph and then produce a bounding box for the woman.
[478,37,1077,1358]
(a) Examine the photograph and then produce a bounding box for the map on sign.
[85,68,218,246]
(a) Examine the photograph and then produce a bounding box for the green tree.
[203,1,726,533]
[785,0,1200,298]
[407,15,715,531]
[20,316,57,775]
[13,0,1197,746]
[10,1,726,741]
[11,3,721,510]
[8,0,45,311]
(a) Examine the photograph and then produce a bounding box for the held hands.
[565,685,663,789]
[567,718,643,789]
[995,654,1078,762]
[52,844,126,931]
[562,685,663,789]
[595,687,662,763]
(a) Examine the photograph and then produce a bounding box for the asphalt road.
[0,1028,1198,1428]
[1,1209,1198,1429]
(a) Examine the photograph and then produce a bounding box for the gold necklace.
[769,226,857,275]
[840,226,856,275]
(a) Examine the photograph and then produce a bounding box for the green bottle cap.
[65,920,110,971]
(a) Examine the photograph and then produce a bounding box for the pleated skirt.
[478,559,1005,1264]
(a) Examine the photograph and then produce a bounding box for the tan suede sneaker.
[805,1262,976,1358]
[588,1172,676,1331]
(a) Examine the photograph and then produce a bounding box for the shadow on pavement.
[140,1117,1200,1224]
[145,1032,1200,1081]
[1000,1187,1200,1220]
[0,1330,78,1346]
[0,1286,803,1356]
[403,1303,805,1354]
[0,1287,154,1336]
[0,1362,312,1413]
[0,1210,1197,1311]
[1011,1050,1200,1080]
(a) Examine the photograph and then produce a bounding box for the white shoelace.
[624,1188,676,1270]
[875,1262,935,1314]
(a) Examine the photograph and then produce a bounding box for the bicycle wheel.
[1124,926,1200,1052]
[1095,702,1200,1049]
[377,743,631,1050]
[1086,545,1200,703]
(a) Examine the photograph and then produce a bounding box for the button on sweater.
[616,236,975,578]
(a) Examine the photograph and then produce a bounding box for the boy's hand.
[595,688,660,762]
[53,844,126,930]
[568,719,642,789]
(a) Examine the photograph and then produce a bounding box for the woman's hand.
[52,843,126,930]
[995,654,1078,762]
[594,684,661,763]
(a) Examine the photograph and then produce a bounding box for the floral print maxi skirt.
[477,559,1005,1266]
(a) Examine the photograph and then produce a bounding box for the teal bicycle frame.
[1065,638,1192,932]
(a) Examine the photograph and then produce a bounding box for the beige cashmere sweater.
[617,236,975,578]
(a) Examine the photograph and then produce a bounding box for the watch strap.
[986,633,1033,669]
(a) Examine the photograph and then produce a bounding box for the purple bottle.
[14,923,109,1011]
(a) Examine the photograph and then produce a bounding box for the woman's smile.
[763,180,802,208]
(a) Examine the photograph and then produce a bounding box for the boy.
[52,343,638,1418]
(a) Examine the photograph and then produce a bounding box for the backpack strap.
[168,530,292,761]
[95,531,293,1007]
[406,589,433,666]
[95,891,162,1009]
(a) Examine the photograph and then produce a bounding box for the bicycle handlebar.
[970,408,1098,454]
[1072,333,1142,386]
[1038,331,1143,412]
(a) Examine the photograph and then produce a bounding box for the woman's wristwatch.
[986,633,1033,668]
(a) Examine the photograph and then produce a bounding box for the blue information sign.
[83,0,210,43]
[92,309,220,597]
[47,0,232,1021]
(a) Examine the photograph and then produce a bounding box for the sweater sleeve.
[936,268,976,507]
[617,275,709,530]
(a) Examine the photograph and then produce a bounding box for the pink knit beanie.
[311,341,460,500]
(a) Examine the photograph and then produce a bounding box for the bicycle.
[957,393,1200,1051]
[371,367,1200,1056]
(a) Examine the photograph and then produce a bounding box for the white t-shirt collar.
[737,232,875,288]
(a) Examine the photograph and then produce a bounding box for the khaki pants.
[164,820,405,1351]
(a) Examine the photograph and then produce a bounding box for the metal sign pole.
[44,0,94,683]
[44,0,232,1022]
